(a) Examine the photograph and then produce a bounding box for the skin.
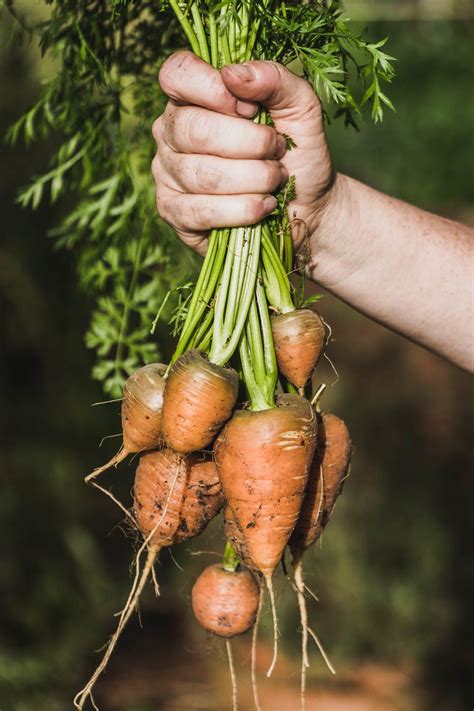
[152,51,474,372]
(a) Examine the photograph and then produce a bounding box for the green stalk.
[222,227,247,342]
[256,276,278,399]
[171,230,229,363]
[261,226,294,313]
[168,0,202,57]
[209,224,262,366]
[209,10,218,68]
[223,542,239,573]
[239,331,270,412]
[191,5,211,64]
[219,6,232,66]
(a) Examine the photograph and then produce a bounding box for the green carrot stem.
[191,305,214,350]
[256,276,278,395]
[172,230,229,363]
[210,223,262,366]
[219,6,232,66]
[209,10,218,68]
[246,294,266,392]
[168,0,202,57]
[239,331,270,412]
[191,5,211,64]
[222,227,247,342]
[261,228,294,313]
[223,542,239,573]
[212,227,238,347]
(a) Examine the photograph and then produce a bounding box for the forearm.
[309,175,474,371]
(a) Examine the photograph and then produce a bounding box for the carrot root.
[84,446,128,485]
[89,480,136,526]
[226,639,238,711]
[308,626,336,675]
[251,579,264,711]
[73,545,159,710]
[294,561,309,711]
[264,575,279,678]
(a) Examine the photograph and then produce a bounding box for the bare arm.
[153,52,474,371]
[312,175,474,370]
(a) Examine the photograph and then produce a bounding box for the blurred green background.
[1,2,473,710]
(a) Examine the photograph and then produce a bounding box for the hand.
[152,51,334,255]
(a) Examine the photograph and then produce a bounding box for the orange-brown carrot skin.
[162,350,239,454]
[215,394,317,578]
[192,564,260,638]
[122,363,167,453]
[290,413,351,561]
[271,309,325,388]
[134,449,224,548]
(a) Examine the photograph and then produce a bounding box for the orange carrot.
[162,349,239,453]
[272,309,325,388]
[85,363,166,484]
[74,449,223,710]
[192,563,260,638]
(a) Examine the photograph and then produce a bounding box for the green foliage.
[5,0,193,396]
[5,0,394,398]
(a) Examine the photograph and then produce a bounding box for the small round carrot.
[272,309,325,388]
[85,363,166,484]
[192,563,260,638]
[162,349,239,453]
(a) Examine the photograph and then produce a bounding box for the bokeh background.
[1,1,473,709]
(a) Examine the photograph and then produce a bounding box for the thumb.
[220,61,323,147]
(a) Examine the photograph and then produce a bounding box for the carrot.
[85,363,166,484]
[290,412,352,561]
[74,448,223,710]
[272,309,325,388]
[215,393,317,676]
[192,563,260,638]
[162,349,239,453]
[289,412,351,710]
[192,561,261,711]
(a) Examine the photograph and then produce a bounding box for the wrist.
[305,173,358,287]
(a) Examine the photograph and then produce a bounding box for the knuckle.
[182,108,212,148]
[192,200,214,229]
[151,154,162,178]
[158,50,194,96]
[151,117,163,142]
[193,157,220,192]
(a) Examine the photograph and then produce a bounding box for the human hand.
[152,51,334,255]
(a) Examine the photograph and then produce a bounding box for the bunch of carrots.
[75,2,357,709]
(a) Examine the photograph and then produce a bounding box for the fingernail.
[227,63,256,82]
[263,195,278,214]
[236,100,258,118]
[276,134,287,159]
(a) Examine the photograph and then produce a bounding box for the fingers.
[155,103,286,160]
[156,191,278,234]
[157,146,287,196]
[159,51,256,118]
[221,61,323,143]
